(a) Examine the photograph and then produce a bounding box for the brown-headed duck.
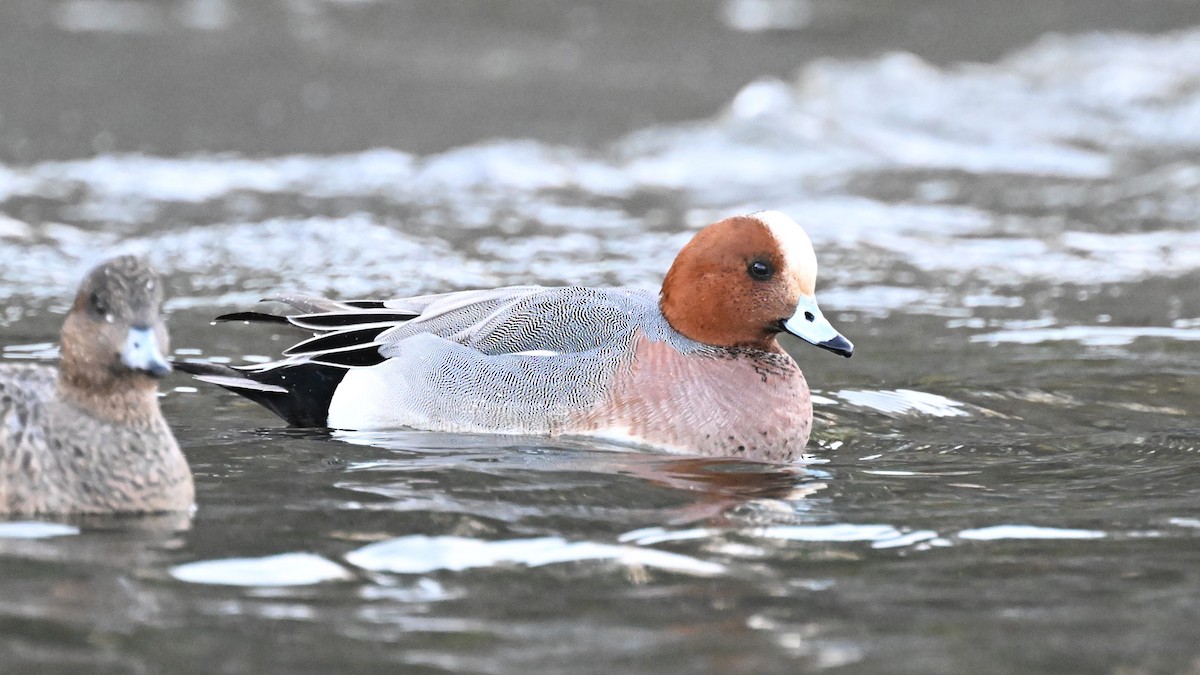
[0,256,192,513]
[178,211,852,462]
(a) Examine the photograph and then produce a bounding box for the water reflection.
[332,430,833,525]
[0,511,192,660]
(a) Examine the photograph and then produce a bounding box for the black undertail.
[173,360,347,428]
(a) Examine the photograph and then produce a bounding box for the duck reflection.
[0,510,191,654]
[328,430,830,527]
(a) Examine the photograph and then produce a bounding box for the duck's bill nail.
[122,326,173,377]
[782,296,854,358]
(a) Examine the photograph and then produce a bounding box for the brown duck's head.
[59,256,171,391]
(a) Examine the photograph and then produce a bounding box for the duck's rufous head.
[660,211,853,356]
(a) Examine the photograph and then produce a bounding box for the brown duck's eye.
[90,291,109,316]
[747,260,773,281]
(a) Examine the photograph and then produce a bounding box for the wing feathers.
[282,324,394,356]
[192,374,289,394]
[306,345,389,368]
[288,312,417,330]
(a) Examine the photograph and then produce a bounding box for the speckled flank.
[575,334,812,462]
[0,365,192,513]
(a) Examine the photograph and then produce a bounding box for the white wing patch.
[512,349,561,357]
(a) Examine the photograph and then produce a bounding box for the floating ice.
[957,525,1106,540]
[753,523,909,543]
[972,325,1200,347]
[0,522,80,539]
[836,389,970,417]
[170,552,354,586]
[344,535,726,576]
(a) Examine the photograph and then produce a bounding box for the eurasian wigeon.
[0,256,194,514]
[179,211,852,461]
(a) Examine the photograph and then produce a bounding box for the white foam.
[3,28,1200,311]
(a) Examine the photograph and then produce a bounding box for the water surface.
[2,2,1200,673]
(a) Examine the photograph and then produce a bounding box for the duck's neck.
[57,369,163,427]
[658,271,787,352]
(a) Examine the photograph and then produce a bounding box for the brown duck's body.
[0,364,193,515]
[0,256,193,515]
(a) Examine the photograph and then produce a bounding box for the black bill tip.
[818,335,854,358]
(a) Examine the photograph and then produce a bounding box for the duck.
[177,211,852,462]
[0,256,194,514]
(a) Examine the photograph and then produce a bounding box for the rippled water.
[3,2,1200,673]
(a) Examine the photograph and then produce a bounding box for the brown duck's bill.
[122,327,172,378]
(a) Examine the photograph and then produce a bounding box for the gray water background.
[2,1,1200,673]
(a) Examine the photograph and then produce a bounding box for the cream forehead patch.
[750,210,817,284]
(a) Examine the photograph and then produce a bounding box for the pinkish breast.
[570,334,813,461]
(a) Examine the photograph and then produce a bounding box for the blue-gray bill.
[782,296,854,358]
[122,326,173,378]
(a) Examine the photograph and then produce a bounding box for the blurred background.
[3,2,1200,674]
[4,0,1200,161]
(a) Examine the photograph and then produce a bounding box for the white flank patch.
[327,366,392,429]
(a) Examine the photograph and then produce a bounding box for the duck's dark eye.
[89,291,109,316]
[747,260,773,281]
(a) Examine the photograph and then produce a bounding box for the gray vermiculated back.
[324,286,716,433]
[379,287,705,355]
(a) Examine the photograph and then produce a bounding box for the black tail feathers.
[174,360,346,428]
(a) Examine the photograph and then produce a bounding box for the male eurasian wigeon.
[0,256,194,514]
[178,211,852,461]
